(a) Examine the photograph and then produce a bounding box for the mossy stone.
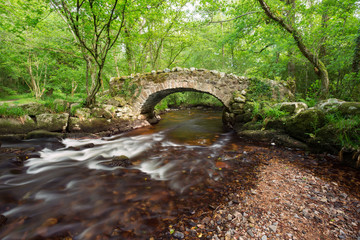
[338,102,360,116]
[286,108,325,141]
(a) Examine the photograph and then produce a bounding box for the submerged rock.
[102,155,132,167]
[26,130,62,139]
[0,214,7,227]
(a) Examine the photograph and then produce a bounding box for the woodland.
[0,0,359,107]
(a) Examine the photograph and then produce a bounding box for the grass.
[0,103,27,117]
[325,113,360,149]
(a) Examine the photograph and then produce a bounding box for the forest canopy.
[0,0,359,105]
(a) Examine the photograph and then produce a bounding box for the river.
[0,109,359,239]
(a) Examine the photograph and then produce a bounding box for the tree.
[51,0,129,106]
[257,0,329,98]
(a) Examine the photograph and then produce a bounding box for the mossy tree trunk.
[258,0,329,98]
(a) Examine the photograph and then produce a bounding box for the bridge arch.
[110,68,249,120]
[109,67,293,125]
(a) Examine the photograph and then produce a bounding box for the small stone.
[212,235,220,240]
[190,67,196,71]
[249,216,255,224]
[339,230,346,239]
[261,235,268,240]
[227,214,233,221]
[210,70,219,75]
[340,193,348,199]
[0,215,7,227]
[164,68,170,73]
[269,224,277,233]
[247,229,255,237]
[173,231,184,239]
[151,70,156,74]
[202,216,211,225]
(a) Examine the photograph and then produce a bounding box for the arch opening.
[140,88,226,122]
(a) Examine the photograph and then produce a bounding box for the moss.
[285,109,326,141]
[147,72,170,83]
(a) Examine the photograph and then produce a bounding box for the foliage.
[0,104,27,117]
[247,78,273,100]
[155,92,223,111]
[0,0,359,105]
[325,113,360,148]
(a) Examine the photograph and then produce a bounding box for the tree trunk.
[352,26,360,74]
[85,65,103,107]
[258,0,329,98]
[114,54,120,77]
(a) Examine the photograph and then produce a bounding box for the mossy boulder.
[241,121,263,130]
[276,102,308,114]
[237,129,308,149]
[91,107,113,119]
[36,113,69,132]
[316,98,345,113]
[19,102,47,116]
[286,108,326,141]
[68,117,110,133]
[265,118,286,130]
[105,96,126,107]
[338,102,360,116]
[231,102,245,114]
[74,108,91,119]
[0,115,36,134]
[233,92,246,103]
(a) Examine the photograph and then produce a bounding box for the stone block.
[0,115,36,134]
[36,113,69,132]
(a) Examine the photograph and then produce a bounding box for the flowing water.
[0,109,238,239]
[0,109,359,239]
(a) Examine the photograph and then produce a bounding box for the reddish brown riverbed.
[0,109,359,239]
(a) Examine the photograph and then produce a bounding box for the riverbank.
[154,142,360,240]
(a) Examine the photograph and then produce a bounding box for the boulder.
[233,92,246,103]
[53,99,69,112]
[338,102,360,116]
[276,102,308,115]
[36,113,69,132]
[316,98,345,113]
[74,108,91,119]
[68,117,110,133]
[105,96,126,107]
[0,115,36,134]
[91,107,113,119]
[19,102,47,116]
[231,102,245,114]
[285,108,326,141]
[237,129,308,150]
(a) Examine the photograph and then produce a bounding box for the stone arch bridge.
[109,67,291,123]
